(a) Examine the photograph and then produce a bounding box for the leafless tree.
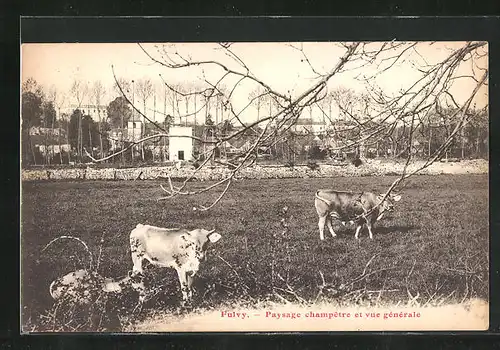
[86,41,488,212]
[111,77,133,164]
[70,79,89,162]
[43,86,58,164]
[136,78,154,160]
[91,81,106,158]
[23,78,45,98]
[50,86,67,164]
[248,86,267,122]
[112,77,132,98]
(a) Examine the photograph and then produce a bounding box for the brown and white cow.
[314,190,402,240]
[129,224,222,306]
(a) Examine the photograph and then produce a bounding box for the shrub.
[308,146,328,160]
[307,161,319,170]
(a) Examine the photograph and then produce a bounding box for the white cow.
[129,224,222,306]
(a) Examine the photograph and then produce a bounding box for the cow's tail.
[315,191,332,206]
[49,280,59,300]
[41,236,94,271]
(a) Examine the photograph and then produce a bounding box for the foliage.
[306,161,319,170]
[308,145,328,160]
[205,114,214,126]
[163,114,174,129]
[22,91,43,129]
[22,77,45,98]
[41,101,57,127]
[106,96,132,128]
[68,109,100,149]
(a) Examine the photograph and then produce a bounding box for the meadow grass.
[21,174,488,331]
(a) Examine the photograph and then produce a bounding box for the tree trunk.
[77,113,82,163]
[194,94,197,126]
[43,119,49,165]
[257,100,260,122]
[99,114,103,161]
[393,128,398,158]
[43,118,48,165]
[58,109,63,164]
[58,126,62,164]
[121,114,125,166]
[461,127,465,159]
[141,102,145,162]
[164,135,167,163]
[185,96,189,127]
[476,133,480,158]
[164,89,167,162]
[88,120,93,159]
[30,135,37,165]
[66,118,71,164]
[23,130,31,166]
[445,127,449,161]
[50,114,56,165]
[428,126,432,157]
[153,95,156,163]
[172,94,175,124]
[215,98,218,125]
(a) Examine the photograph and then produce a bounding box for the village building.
[291,117,328,135]
[108,121,194,162]
[28,127,71,155]
[169,126,194,161]
[61,104,108,121]
[108,118,143,151]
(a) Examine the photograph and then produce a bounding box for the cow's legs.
[326,216,337,238]
[176,268,191,305]
[366,222,374,239]
[186,272,195,300]
[318,215,327,241]
[354,225,363,239]
[129,270,147,303]
[130,237,147,302]
[130,238,145,275]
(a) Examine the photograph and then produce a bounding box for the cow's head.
[188,228,222,261]
[377,193,402,215]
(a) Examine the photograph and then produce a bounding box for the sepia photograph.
[20,41,489,332]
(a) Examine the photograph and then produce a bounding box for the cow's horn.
[208,229,216,234]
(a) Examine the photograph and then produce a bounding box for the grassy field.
[21,174,489,331]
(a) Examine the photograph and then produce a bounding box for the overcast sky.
[21,42,488,124]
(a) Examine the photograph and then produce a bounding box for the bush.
[308,146,328,160]
[144,148,154,162]
[307,161,319,170]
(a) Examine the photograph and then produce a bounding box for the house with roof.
[169,126,194,161]
[61,104,108,122]
[221,136,252,155]
[127,117,143,143]
[291,118,328,135]
[108,117,144,151]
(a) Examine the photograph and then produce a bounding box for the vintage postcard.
[20,41,489,332]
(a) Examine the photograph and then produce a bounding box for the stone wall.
[21,159,488,182]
